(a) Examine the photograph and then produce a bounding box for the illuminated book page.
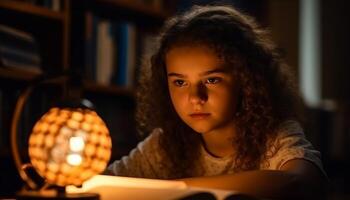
[67,175,238,200]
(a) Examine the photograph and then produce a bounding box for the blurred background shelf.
[0,0,65,20]
[83,80,135,97]
[0,67,40,82]
[0,67,135,97]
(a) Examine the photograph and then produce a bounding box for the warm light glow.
[69,136,85,152]
[72,111,84,121]
[85,144,96,156]
[44,135,54,148]
[28,107,112,186]
[66,154,82,166]
[67,119,79,129]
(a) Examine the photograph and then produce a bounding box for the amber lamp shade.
[28,107,112,187]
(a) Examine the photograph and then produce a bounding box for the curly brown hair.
[136,5,303,178]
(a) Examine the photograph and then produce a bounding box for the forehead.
[165,45,225,73]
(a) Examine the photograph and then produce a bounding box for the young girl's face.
[166,45,240,134]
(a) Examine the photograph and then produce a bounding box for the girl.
[107,5,327,199]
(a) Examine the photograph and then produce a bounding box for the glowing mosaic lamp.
[28,106,112,187]
[11,77,112,200]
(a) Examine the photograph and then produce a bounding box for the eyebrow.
[167,68,228,78]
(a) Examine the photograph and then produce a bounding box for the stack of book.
[0,24,42,75]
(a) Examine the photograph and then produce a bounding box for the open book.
[66,175,245,200]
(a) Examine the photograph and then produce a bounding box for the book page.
[67,175,237,200]
[66,175,186,190]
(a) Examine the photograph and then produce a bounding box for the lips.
[189,113,211,119]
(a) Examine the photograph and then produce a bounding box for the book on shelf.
[136,31,157,80]
[96,19,115,85]
[85,13,139,88]
[67,175,242,200]
[113,21,137,88]
[51,0,62,11]
[0,24,42,75]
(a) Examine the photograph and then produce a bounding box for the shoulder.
[264,120,305,156]
[270,120,307,149]
[129,128,163,159]
[263,120,327,177]
[138,128,163,150]
[106,128,166,178]
[276,120,304,137]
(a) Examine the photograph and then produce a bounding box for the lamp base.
[16,190,99,200]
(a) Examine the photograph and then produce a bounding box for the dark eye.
[205,77,221,84]
[173,80,187,87]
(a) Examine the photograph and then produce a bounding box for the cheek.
[223,94,238,115]
[169,89,186,114]
[212,87,239,116]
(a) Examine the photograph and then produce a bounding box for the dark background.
[0,0,349,199]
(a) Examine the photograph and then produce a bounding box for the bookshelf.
[0,67,135,97]
[0,0,65,20]
[0,0,173,196]
[0,67,39,81]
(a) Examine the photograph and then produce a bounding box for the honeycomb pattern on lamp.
[28,107,112,186]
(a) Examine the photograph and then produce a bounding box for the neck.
[201,121,237,158]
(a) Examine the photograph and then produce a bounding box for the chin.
[187,124,213,134]
[181,117,217,134]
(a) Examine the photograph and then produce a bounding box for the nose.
[189,83,208,105]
